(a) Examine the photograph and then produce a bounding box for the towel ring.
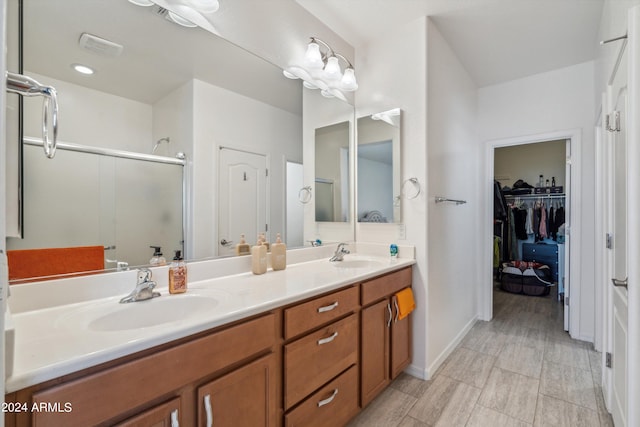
[401,178,421,200]
[298,186,312,204]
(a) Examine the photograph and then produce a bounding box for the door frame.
[482,129,582,340]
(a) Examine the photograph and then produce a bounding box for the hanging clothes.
[539,202,548,239]
[513,207,528,240]
[508,208,519,261]
[525,205,534,234]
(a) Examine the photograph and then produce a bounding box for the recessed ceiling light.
[71,64,95,75]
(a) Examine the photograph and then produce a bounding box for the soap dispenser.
[271,233,286,271]
[259,232,270,252]
[235,234,251,256]
[251,236,267,275]
[149,246,167,266]
[169,250,187,294]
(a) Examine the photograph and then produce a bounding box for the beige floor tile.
[347,387,416,427]
[461,321,509,356]
[544,339,591,370]
[390,372,433,399]
[397,416,429,427]
[533,394,600,427]
[588,349,603,386]
[440,347,496,388]
[505,326,546,351]
[539,361,597,410]
[433,382,482,427]
[408,375,459,424]
[594,385,614,427]
[495,342,544,379]
[467,405,531,427]
[478,367,539,423]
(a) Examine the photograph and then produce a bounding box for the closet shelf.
[504,193,565,199]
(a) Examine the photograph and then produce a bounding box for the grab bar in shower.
[6,72,59,159]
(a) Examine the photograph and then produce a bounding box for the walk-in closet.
[493,140,569,326]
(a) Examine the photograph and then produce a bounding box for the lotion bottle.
[149,246,167,266]
[271,233,286,271]
[235,234,251,256]
[168,250,187,294]
[251,237,267,275]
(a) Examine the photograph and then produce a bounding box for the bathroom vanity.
[4,250,414,426]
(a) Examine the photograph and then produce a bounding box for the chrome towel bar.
[435,196,467,205]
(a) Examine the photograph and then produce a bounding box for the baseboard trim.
[425,315,478,379]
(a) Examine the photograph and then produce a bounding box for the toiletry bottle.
[251,236,267,275]
[538,174,544,188]
[271,233,286,271]
[235,234,251,256]
[260,232,270,252]
[390,243,398,260]
[149,246,167,266]
[545,178,550,187]
[169,250,187,294]
[551,176,556,187]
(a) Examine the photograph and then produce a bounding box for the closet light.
[284,37,358,100]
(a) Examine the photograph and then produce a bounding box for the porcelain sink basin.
[331,257,386,269]
[57,294,220,332]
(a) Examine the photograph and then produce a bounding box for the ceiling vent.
[78,33,124,57]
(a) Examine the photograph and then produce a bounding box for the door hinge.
[265,223,268,232]
[606,111,621,132]
[265,168,269,177]
[606,352,612,368]
[606,233,613,249]
[565,296,569,307]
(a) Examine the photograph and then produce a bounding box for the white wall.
[22,72,152,152]
[355,17,429,377]
[425,21,480,372]
[479,61,597,342]
[191,79,302,260]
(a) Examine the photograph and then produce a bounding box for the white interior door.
[218,148,267,256]
[608,47,629,427]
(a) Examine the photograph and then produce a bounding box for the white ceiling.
[295,0,605,87]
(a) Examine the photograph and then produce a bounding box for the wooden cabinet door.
[115,397,181,427]
[197,354,277,427]
[390,294,412,379]
[360,299,390,407]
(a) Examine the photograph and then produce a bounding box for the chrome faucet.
[330,243,350,262]
[120,268,161,303]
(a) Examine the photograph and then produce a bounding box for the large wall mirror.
[6,0,355,283]
[357,108,401,223]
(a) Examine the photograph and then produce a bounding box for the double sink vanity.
[4,244,415,426]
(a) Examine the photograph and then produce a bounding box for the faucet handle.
[137,268,152,284]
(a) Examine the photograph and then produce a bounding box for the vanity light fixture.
[283,37,358,101]
[127,0,220,29]
[71,64,95,75]
[371,108,401,127]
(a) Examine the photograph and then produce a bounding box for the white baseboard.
[426,315,478,379]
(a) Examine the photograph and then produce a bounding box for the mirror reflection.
[7,0,315,282]
[314,121,351,222]
[357,108,401,223]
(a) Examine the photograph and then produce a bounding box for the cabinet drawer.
[115,397,181,427]
[361,267,412,306]
[285,365,359,427]
[284,286,359,339]
[284,314,358,409]
[31,313,276,426]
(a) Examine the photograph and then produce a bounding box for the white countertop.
[6,246,414,393]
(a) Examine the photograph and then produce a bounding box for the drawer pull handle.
[317,389,339,407]
[387,303,392,327]
[171,409,179,427]
[318,331,339,345]
[318,301,339,313]
[204,394,213,427]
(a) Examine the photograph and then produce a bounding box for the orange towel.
[7,246,105,282]
[395,287,415,320]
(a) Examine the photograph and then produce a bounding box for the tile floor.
[347,287,614,427]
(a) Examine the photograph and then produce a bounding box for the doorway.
[218,147,268,256]
[483,129,582,340]
[493,140,569,331]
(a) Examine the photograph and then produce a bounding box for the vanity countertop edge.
[6,254,415,393]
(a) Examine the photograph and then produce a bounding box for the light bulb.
[303,81,318,90]
[320,90,334,98]
[187,0,219,13]
[340,67,358,91]
[283,69,299,79]
[324,56,342,80]
[304,42,324,70]
[167,10,198,27]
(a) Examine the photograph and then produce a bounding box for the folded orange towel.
[8,246,105,282]
[395,287,415,320]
